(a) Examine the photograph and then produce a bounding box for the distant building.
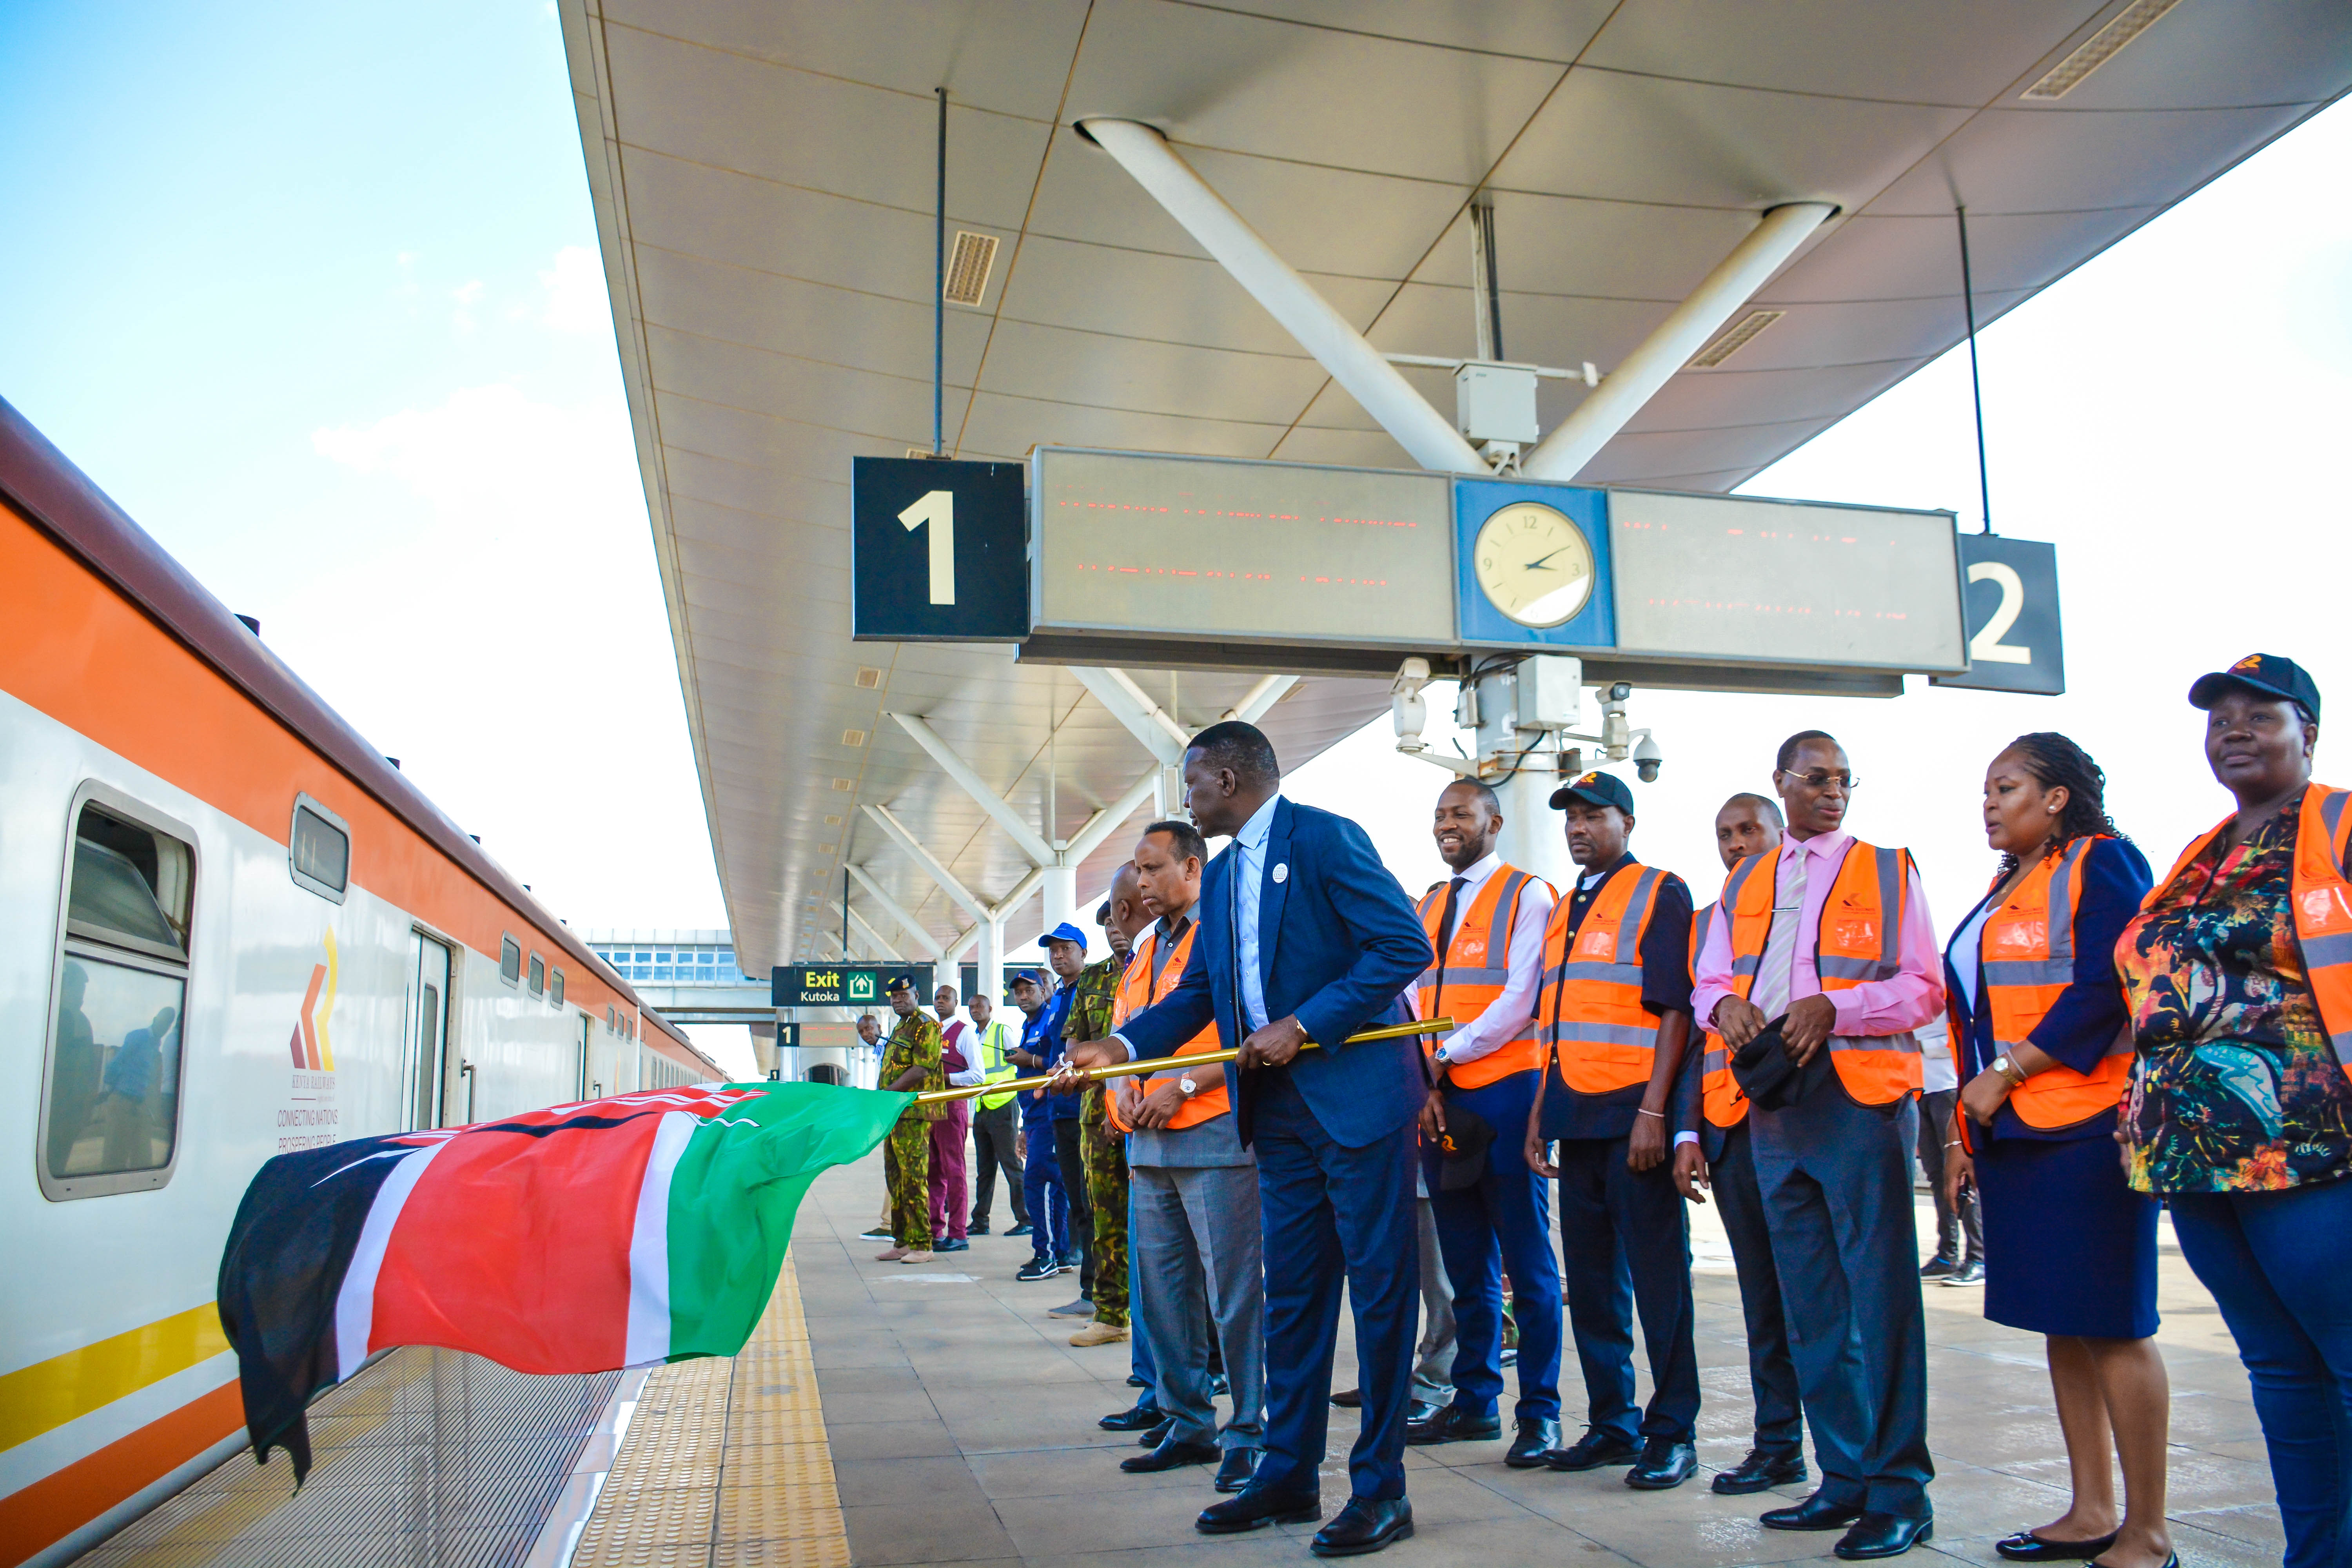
[584,929,757,989]
[582,929,865,1085]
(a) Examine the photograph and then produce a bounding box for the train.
[0,397,722,1568]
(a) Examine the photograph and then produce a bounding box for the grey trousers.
[1413,1191,1457,1404]
[1132,1162,1265,1451]
[1751,1087,1933,1519]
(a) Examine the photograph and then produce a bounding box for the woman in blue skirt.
[1943,734,2171,1568]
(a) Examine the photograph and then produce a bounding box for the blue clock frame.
[1454,477,1617,649]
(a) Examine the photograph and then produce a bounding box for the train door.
[577,1014,592,1101]
[403,933,452,1130]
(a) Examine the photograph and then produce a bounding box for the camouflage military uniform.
[1071,955,1130,1326]
[879,1010,945,1249]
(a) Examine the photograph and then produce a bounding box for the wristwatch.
[1991,1054,2027,1088]
[1178,1075,1200,1097]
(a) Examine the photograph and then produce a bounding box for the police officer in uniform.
[1406,779,1563,1468]
[1523,770,1702,1491]
[877,975,946,1265]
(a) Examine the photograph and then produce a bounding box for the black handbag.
[1729,1015,1830,1112]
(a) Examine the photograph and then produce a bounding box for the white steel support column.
[976,917,1004,1006]
[847,863,946,960]
[1079,119,1490,477]
[1222,675,1298,724]
[1494,769,1573,899]
[1521,202,1833,483]
[1041,865,1080,937]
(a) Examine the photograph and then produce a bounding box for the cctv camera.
[1633,733,1662,783]
[1608,681,1633,702]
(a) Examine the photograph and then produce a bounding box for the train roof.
[0,396,715,1071]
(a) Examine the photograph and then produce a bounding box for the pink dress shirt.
[1690,829,1944,1039]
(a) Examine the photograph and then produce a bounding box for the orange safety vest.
[1106,919,1228,1132]
[1971,835,2132,1129]
[1537,862,1668,1096]
[1693,902,1746,1128]
[2150,785,2352,1081]
[1415,864,1548,1089]
[1717,839,1924,1106]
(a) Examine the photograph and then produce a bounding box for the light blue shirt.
[1232,792,1282,1033]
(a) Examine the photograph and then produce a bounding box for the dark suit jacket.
[1118,797,1435,1148]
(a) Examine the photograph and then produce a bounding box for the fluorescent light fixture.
[1688,310,1786,368]
[943,231,999,305]
[2023,0,2180,99]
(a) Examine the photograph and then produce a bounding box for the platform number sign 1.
[852,457,1026,641]
[1932,534,2065,695]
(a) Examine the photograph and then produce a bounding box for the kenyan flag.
[217,1082,909,1479]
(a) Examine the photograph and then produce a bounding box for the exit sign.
[772,964,935,1008]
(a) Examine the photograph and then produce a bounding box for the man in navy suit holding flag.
[1064,721,1434,1557]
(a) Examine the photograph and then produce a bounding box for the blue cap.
[1550,769,1636,814]
[1009,967,1046,988]
[1040,922,1089,951]
[2190,653,2321,722]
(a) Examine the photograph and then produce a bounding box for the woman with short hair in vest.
[1941,734,2166,1568]
[2118,655,2352,1568]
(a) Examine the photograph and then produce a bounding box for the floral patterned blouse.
[2116,786,2352,1193]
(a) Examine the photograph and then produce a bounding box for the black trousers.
[1555,1136,1701,1443]
[969,1102,1026,1227]
[1053,1116,1095,1291]
[1712,1118,1805,1456]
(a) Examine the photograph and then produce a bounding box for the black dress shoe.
[1713,1447,1808,1495]
[1835,1512,1933,1559]
[1329,1387,1363,1409]
[1542,1428,1640,1472]
[966,1221,991,1236]
[1211,1374,1230,1396]
[1762,1491,1867,1531]
[1139,1417,1174,1447]
[1941,1257,1986,1287]
[1311,1496,1413,1557]
[1004,1221,1032,1237]
[1099,1401,1162,1432]
[1126,1373,1148,1388]
[1215,1446,1260,1493]
[1197,1485,1322,1534]
[1405,1399,1446,1425]
[1505,1417,1561,1468]
[1995,1528,2120,1561]
[1123,1435,1221,1472]
[1625,1437,1697,1490]
[1405,1405,1502,1445]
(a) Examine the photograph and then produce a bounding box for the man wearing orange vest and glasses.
[1692,731,1944,1561]
[1109,819,1267,1495]
[1674,792,1810,1498]
[1403,779,1563,1469]
[1519,769,1701,1492]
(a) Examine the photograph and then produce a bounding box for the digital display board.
[1607,490,1965,673]
[1032,449,1454,647]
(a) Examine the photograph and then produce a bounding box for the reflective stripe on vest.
[972,1019,1020,1111]
[1721,840,1923,1106]
[1414,865,1547,1089]
[1106,922,1227,1132]
[1538,864,1664,1095]
[2151,786,2352,1080]
[1692,900,1746,1128]
[1977,836,2131,1128]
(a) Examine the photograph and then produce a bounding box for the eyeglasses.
[1786,769,1859,791]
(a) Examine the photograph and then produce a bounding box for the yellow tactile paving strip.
[571,1250,849,1568]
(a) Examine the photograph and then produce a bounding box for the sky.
[4,5,2348,1078]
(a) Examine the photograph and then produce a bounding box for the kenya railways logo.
[289,928,339,1071]
[281,930,341,1152]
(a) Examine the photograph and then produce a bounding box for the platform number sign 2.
[1933,534,2065,695]
[851,457,1026,641]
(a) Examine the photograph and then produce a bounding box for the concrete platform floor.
[792,1149,2282,1568]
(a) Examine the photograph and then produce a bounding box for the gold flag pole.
[908,1016,1454,1106]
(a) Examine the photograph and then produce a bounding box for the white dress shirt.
[1232,791,1282,1033]
[939,1012,988,1087]
[1413,850,1554,1067]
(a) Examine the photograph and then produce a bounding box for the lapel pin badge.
[1272,863,1288,884]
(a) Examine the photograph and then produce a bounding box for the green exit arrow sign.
[772,964,934,1008]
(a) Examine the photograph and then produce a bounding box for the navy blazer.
[1119,797,1436,1149]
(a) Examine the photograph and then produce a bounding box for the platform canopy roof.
[559,0,2350,971]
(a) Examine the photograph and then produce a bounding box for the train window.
[550,969,565,1007]
[528,955,546,998]
[499,936,521,986]
[287,795,350,903]
[42,790,198,1200]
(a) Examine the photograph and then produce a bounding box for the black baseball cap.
[2189,654,2321,722]
[1549,770,1635,814]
